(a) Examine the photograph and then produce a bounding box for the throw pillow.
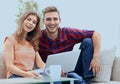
[0,52,6,79]
[91,48,116,82]
[111,56,120,81]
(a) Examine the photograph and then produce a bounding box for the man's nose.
[50,19,55,24]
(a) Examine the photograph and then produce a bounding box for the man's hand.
[89,57,100,75]
[91,32,101,75]
[61,70,67,77]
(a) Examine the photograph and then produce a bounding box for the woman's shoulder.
[4,35,17,46]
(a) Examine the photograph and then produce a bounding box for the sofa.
[91,56,120,84]
[0,49,120,84]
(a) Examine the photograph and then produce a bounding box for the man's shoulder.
[59,27,75,31]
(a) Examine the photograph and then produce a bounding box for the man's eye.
[53,18,58,21]
[46,18,51,21]
[46,17,58,21]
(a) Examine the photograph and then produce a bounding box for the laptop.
[45,50,80,72]
[33,43,81,74]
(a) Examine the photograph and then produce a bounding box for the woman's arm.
[35,52,45,69]
[4,39,38,78]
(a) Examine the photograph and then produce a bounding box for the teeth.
[49,25,56,28]
[26,25,32,29]
[50,26,55,27]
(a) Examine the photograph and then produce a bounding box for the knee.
[82,38,92,45]
[80,38,93,49]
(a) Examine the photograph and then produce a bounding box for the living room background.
[0,0,120,55]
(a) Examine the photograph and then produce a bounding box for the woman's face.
[23,14,38,33]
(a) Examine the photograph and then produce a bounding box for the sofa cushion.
[111,56,120,81]
[91,81,120,84]
[0,52,6,79]
[91,48,116,82]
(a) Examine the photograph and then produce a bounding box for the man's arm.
[89,31,101,75]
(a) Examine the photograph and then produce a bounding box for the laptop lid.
[45,50,80,72]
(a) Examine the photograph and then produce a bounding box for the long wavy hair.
[15,10,41,51]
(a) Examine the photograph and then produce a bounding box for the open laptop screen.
[45,50,80,72]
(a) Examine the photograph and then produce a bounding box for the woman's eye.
[27,18,31,21]
[33,21,37,24]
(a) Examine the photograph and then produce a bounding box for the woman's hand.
[26,71,39,78]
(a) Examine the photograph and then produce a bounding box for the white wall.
[0,0,120,55]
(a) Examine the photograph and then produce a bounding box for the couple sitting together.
[4,6,101,84]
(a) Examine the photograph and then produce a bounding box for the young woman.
[4,10,45,78]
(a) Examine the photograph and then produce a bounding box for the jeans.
[65,38,94,84]
[9,74,22,78]
[67,72,86,84]
[74,38,94,79]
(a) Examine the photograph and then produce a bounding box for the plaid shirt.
[39,27,94,62]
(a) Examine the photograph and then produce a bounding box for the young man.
[39,6,101,84]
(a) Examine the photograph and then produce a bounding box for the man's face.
[43,12,61,34]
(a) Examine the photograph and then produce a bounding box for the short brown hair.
[42,6,60,18]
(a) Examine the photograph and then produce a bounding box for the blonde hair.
[15,10,41,51]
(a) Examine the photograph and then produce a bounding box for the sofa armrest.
[0,52,6,79]
[111,56,120,81]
